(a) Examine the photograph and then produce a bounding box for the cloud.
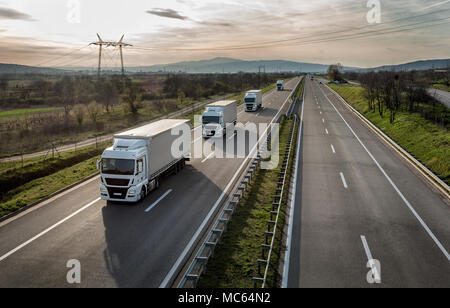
[197,20,233,27]
[146,8,188,20]
[0,7,34,21]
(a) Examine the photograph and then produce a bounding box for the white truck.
[202,100,237,138]
[98,119,191,202]
[277,80,284,91]
[244,90,263,112]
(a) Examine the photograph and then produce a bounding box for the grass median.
[197,116,298,288]
[328,84,450,184]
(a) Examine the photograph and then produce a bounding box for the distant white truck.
[202,100,238,138]
[244,90,263,112]
[98,119,191,202]
[277,80,284,91]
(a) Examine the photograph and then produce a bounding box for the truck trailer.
[244,90,263,112]
[98,119,191,202]
[202,100,237,138]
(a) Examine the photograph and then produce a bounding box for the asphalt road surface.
[286,78,450,288]
[427,88,450,109]
[0,77,300,288]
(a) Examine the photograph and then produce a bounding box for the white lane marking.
[282,78,305,288]
[145,189,173,213]
[325,128,329,135]
[361,236,374,261]
[201,151,215,163]
[361,235,381,282]
[0,198,101,262]
[161,77,302,288]
[331,144,336,154]
[256,112,260,117]
[340,172,348,189]
[322,118,325,123]
[320,111,322,115]
[320,86,450,262]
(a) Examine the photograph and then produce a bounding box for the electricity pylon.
[90,34,132,77]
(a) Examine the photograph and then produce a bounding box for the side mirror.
[138,162,143,174]
[96,159,101,171]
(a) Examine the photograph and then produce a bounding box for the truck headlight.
[100,186,108,194]
[128,188,136,196]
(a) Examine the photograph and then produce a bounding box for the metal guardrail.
[178,81,302,288]
[252,114,298,288]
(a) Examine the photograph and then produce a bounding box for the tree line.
[353,70,448,127]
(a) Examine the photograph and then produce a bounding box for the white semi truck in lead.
[244,90,263,112]
[202,100,237,138]
[98,119,191,202]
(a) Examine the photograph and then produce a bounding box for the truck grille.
[105,178,130,186]
[106,187,129,200]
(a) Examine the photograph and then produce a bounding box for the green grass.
[0,156,100,218]
[0,107,63,118]
[431,83,450,92]
[197,117,297,288]
[0,141,111,218]
[329,84,450,183]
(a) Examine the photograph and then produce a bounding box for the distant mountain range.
[365,59,450,72]
[125,57,359,74]
[0,63,62,75]
[0,57,449,75]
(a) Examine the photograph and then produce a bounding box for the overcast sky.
[0,0,449,68]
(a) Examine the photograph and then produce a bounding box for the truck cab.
[99,138,150,202]
[277,80,284,91]
[244,90,263,112]
[202,100,237,138]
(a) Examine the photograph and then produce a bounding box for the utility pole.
[90,34,132,78]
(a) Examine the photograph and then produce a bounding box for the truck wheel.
[140,187,146,201]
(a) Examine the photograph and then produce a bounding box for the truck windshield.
[245,98,255,103]
[102,159,135,175]
[203,116,220,124]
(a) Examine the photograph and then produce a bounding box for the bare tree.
[72,104,86,127]
[122,86,142,115]
[327,63,344,81]
[87,101,102,124]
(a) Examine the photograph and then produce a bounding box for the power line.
[133,8,450,52]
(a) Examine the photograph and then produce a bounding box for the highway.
[0,77,300,288]
[285,78,450,288]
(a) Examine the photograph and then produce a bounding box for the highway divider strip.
[323,84,450,199]
[253,115,298,288]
